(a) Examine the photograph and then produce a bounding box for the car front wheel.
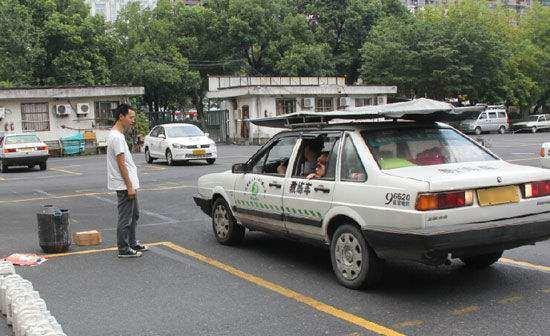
[145,147,154,163]
[166,149,175,166]
[211,198,245,245]
[1,162,8,173]
[531,126,537,133]
[39,162,47,171]
[206,158,215,165]
[330,224,383,289]
[498,125,506,134]
[474,127,482,135]
[460,251,503,269]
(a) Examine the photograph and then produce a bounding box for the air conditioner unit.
[76,103,90,115]
[54,104,72,117]
[302,97,314,109]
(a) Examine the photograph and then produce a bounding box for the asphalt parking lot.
[1,133,549,336]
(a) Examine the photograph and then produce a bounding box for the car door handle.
[314,185,330,193]
[269,182,282,189]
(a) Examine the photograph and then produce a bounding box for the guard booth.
[204,109,228,143]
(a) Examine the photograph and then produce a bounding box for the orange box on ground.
[73,230,102,246]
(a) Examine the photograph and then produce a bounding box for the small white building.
[0,85,144,143]
[206,76,397,144]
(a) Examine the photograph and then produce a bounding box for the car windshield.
[4,134,40,144]
[528,115,540,121]
[165,125,203,138]
[362,127,497,170]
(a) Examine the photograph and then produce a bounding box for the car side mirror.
[232,163,248,174]
[204,132,210,138]
[158,134,166,139]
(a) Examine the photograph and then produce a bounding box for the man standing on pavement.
[107,104,147,258]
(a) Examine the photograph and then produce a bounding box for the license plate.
[477,185,519,206]
[192,149,206,156]
[18,147,35,152]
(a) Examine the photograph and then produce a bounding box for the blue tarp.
[60,132,84,155]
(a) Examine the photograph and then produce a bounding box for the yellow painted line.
[541,288,550,294]
[393,320,424,329]
[44,241,169,259]
[0,176,5,181]
[0,185,194,204]
[499,258,550,273]
[163,242,404,336]
[498,295,523,304]
[452,306,479,316]
[49,168,83,176]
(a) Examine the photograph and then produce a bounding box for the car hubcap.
[167,152,172,164]
[213,204,229,239]
[145,150,150,160]
[334,233,363,281]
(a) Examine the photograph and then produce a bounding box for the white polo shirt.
[106,129,140,191]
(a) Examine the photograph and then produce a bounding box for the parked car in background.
[541,142,550,169]
[0,133,49,172]
[458,107,509,135]
[194,102,550,289]
[144,123,217,165]
[512,114,550,133]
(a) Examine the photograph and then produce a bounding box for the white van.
[458,108,509,135]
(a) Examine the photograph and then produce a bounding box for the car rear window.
[4,134,40,144]
[362,127,497,170]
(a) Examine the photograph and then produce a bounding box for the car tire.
[166,149,175,166]
[330,224,383,289]
[211,198,245,246]
[498,125,506,134]
[145,147,154,163]
[531,126,537,133]
[39,162,47,171]
[206,158,216,165]
[474,127,482,135]
[1,162,8,173]
[460,251,503,269]
[28,165,35,170]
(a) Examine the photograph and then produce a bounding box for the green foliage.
[135,109,150,136]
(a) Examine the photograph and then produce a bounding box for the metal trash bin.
[37,205,71,253]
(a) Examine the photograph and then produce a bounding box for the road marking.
[0,184,194,204]
[163,242,404,336]
[0,176,5,181]
[498,295,523,304]
[44,241,169,259]
[507,158,539,162]
[511,152,536,155]
[34,189,51,196]
[49,167,83,176]
[393,320,424,328]
[451,306,479,316]
[541,288,550,294]
[499,258,550,273]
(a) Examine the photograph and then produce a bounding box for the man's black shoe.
[131,243,148,251]
[118,248,142,258]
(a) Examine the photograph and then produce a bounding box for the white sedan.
[541,142,550,168]
[193,100,550,289]
[0,133,49,172]
[144,123,217,165]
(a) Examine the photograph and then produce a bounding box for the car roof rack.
[249,98,483,128]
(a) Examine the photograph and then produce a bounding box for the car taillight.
[3,148,16,153]
[416,190,474,211]
[37,146,48,151]
[523,180,550,198]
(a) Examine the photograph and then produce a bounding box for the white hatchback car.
[144,123,217,165]
[194,101,550,289]
[0,133,49,173]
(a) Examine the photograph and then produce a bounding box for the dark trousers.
[116,190,139,251]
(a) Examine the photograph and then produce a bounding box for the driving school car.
[0,133,49,173]
[193,99,550,289]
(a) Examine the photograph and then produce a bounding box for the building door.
[241,105,249,139]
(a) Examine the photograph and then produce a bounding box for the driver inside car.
[306,152,329,180]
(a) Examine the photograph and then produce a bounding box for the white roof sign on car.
[249,98,483,128]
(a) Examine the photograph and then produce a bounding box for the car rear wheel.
[531,126,537,133]
[211,198,245,245]
[145,147,154,163]
[1,162,8,173]
[206,158,215,165]
[474,127,482,135]
[460,251,503,269]
[498,125,506,134]
[28,165,35,169]
[330,224,383,289]
[39,162,47,171]
[166,149,175,166]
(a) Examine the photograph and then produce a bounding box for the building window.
[276,99,296,115]
[21,103,50,132]
[315,97,334,112]
[94,101,119,127]
[355,97,374,107]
